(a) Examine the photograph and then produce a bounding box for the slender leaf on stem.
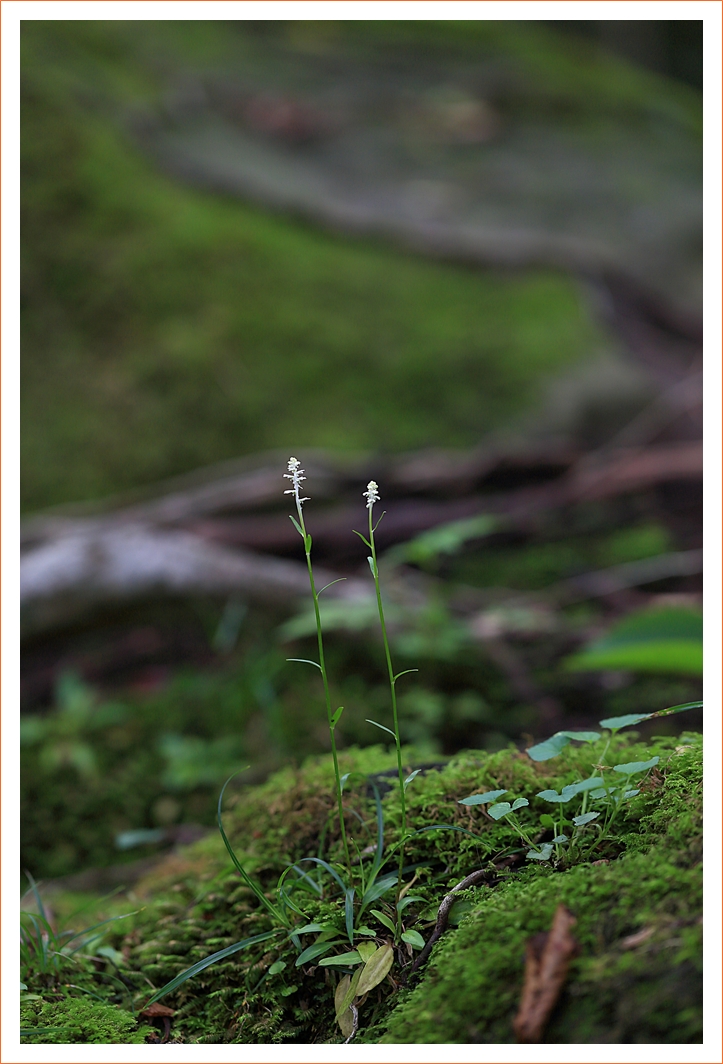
[145,930,279,1005]
[352,529,372,549]
[367,556,376,577]
[331,706,344,727]
[318,578,347,595]
[366,719,397,739]
[404,769,421,791]
[393,669,419,683]
[286,658,322,670]
[289,515,304,538]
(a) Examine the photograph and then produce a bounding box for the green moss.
[21,996,153,1044]
[379,851,701,1043]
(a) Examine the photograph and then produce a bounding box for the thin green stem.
[506,814,536,850]
[294,496,351,874]
[368,504,407,924]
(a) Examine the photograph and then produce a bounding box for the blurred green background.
[21,20,702,883]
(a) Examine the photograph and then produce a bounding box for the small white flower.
[284,456,310,506]
[363,480,380,509]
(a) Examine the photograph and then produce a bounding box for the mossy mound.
[20,996,152,1044]
[104,732,701,1043]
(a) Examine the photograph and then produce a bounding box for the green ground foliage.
[21,586,701,881]
[24,16,703,514]
[23,730,699,1043]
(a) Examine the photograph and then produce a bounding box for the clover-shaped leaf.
[613,756,659,776]
[572,811,600,826]
[526,843,554,861]
[458,789,508,806]
[526,731,600,762]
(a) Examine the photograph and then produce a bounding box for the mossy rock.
[107,733,701,1043]
[20,996,153,1044]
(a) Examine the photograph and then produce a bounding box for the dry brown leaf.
[512,904,579,1043]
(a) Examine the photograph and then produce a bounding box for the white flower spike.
[364,481,380,509]
[284,456,310,507]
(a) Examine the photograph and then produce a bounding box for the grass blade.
[295,856,348,895]
[144,930,279,1006]
[345,888,355,945]
[23,872,49,925]
[217,775,286,925]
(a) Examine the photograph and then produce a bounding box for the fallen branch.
[20,438,701,639]
[20,523,370,638]
[406,868,494,980]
